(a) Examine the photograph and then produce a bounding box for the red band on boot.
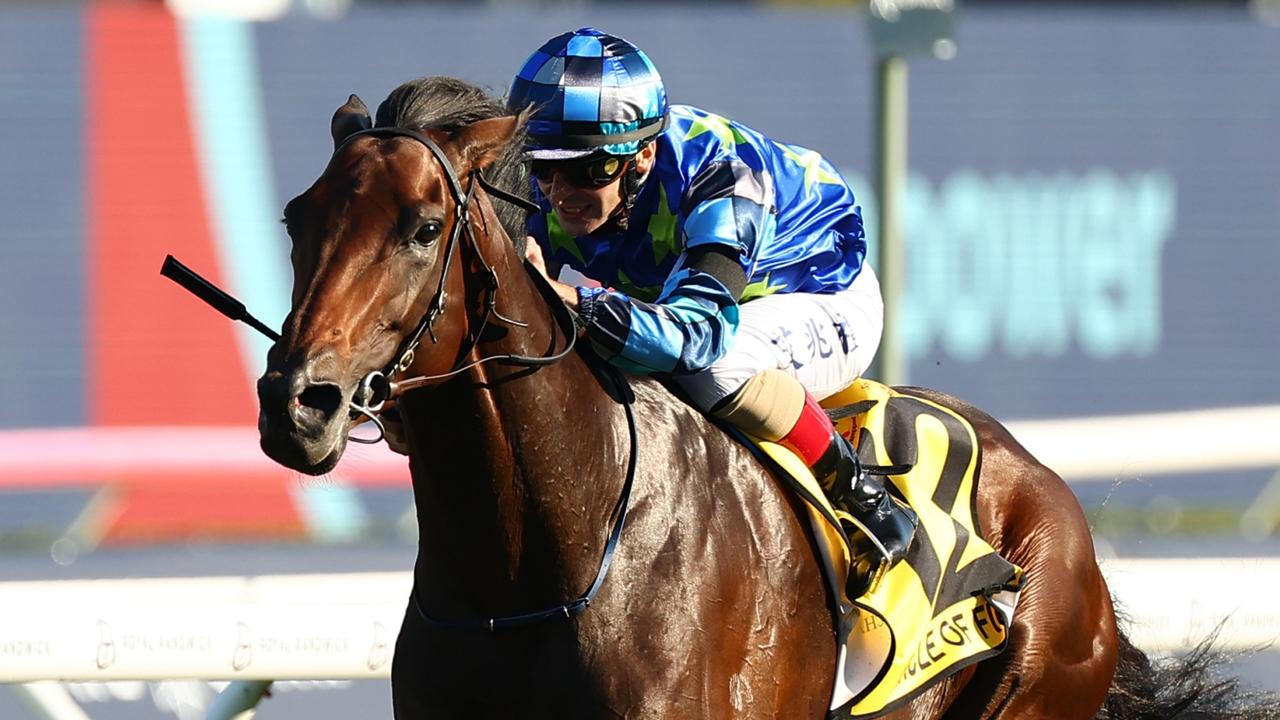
[777,393,836,467]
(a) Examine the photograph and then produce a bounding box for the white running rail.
[1006,404,1280,480]
[2,559,1279,718]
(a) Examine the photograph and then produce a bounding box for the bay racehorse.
[256,77,1271,719]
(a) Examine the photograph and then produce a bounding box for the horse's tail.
[1096,619,1280,720]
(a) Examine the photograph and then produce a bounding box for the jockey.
[508,27,917,569]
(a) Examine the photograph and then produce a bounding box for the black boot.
[813,433,918,567]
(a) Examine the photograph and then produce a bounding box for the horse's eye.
[414,220,443,245]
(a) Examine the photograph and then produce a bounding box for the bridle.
[336,126,577,443]
[334,126,637,633]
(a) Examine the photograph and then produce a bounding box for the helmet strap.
[613,144,656,232]
[612,164,637,231]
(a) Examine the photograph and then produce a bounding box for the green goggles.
[530,155,629,188]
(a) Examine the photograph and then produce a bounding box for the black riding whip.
[160,254,396,443]
[159,254,281,342]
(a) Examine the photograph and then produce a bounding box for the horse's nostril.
[297,383,343,422]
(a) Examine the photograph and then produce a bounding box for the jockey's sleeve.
[576,246,745,374]
[576,158,772,374]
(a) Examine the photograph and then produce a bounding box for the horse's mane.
[374,76,530,249]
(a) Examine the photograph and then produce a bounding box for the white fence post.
[204,680,272,720]
[8,683,91,720]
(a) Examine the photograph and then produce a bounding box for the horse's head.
[258,93,522,474]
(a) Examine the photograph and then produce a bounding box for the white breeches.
[675,263,885,411]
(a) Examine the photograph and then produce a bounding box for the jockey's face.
[536,142,657,236]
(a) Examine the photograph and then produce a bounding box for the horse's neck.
[400,220,626,617]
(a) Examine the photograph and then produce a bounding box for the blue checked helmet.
[508,28,668,160]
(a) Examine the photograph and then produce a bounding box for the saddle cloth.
[750,379,1024,718]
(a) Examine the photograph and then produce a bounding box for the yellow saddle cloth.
[753,379,1023,719]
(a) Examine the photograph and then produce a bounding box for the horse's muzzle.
[257,363,349,475]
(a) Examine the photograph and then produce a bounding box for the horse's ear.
[453,115,521,172]
[331,94,372,150]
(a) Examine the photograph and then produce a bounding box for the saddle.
[744,379,1024,719]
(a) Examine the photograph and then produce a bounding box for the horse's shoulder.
[628,374,737,442]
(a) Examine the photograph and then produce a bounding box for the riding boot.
[815,431,918,566]
[778,393,918,568]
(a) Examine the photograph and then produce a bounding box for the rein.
[414,359,638,633]
[338,126,638,633]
